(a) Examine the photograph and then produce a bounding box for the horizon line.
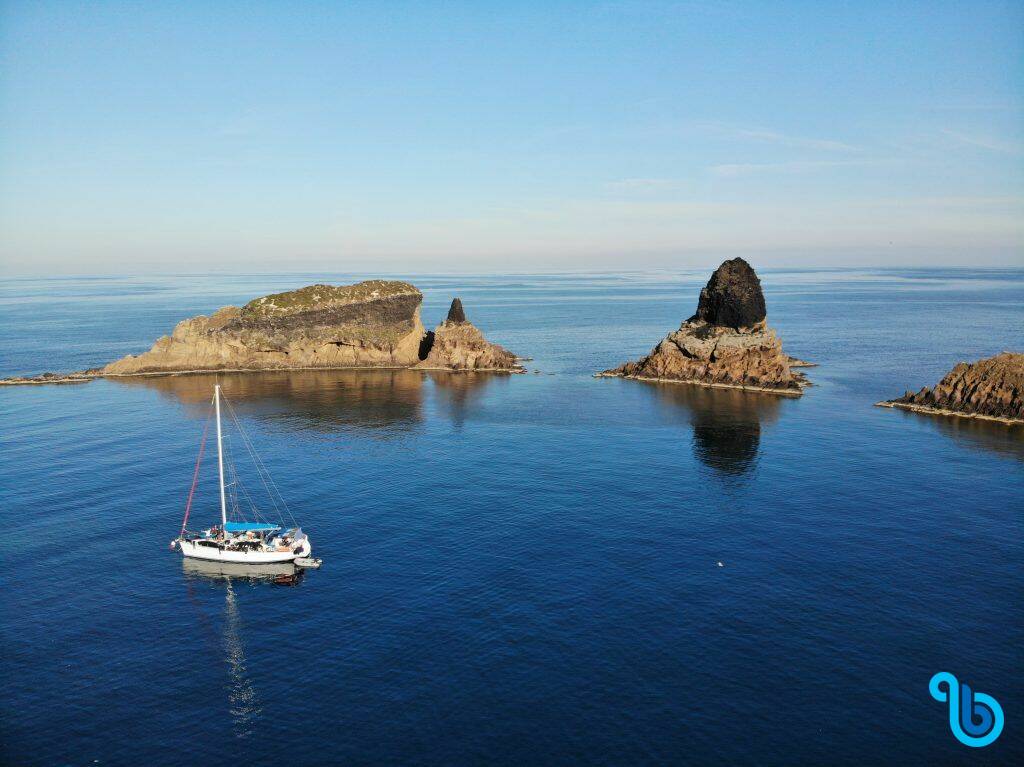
[2,264,1024,281]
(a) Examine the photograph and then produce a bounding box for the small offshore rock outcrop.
[0,372,94,386]
[877,352,1024,424]
[599,258,806,394]
[416,298,523,372]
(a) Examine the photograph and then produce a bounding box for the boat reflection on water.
[643,382,786,478]
[182,557,303,585]
[182,559,303,739]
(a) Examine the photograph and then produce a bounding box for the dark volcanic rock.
[601,258,804,393]
[446,297,467,324]
[882,352,1024,422]
[692,257,766,330]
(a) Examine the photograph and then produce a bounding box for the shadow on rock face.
[113,369,426,435]
[644,382,786,477]
[418,330,435,360]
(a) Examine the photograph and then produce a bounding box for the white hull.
[179,539,302,564]
[182,558,297,579]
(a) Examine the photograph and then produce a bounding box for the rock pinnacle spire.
[446,297,467,324]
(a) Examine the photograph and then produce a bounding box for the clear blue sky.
[1,1,1021,274]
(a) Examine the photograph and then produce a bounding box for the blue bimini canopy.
[224,521,281,533]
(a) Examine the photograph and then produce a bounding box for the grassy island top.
[240,280,421,321]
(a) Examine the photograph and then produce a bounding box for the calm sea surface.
[1,269,1022,766]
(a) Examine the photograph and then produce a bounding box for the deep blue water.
[1,269,1022,766]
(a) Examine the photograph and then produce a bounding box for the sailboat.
[171,385,318,566]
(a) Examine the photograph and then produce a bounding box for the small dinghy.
[294,557,323,569]
[171,385,317,566]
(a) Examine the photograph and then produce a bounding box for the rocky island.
[598,258,808,394]
[877,352,1024,424]
[416,298,523,372]
[1,280,524,384]
[103,280,428,374]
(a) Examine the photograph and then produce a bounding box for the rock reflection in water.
[426,371,503,428]
[898,410,1024,463]
[116,369,425,435]
[646,383,784,476]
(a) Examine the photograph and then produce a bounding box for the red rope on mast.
[180,414,212,538]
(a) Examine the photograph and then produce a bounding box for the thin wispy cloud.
[689,121,860,152]
[730,128,859,152]
[710,159,877,178]
[605,178,680,192]
[847,195,1024,210]
[929,97,1023,113]
[941,129,1023,156]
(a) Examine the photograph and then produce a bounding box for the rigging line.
[230,442,271,524]
[224,398,299,528]
[226,451,258,522]
[235,473,266,522]
[252,441,299,529]
[223,397,280,512]
[180,408,213,537]
[225,434,249,519]
[223,400,284,523]
[223,432,249,517]
[224,436,241,518]
[225,434,266,522]
[220,395,287,528]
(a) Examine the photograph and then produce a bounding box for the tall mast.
[215,384,228,530]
